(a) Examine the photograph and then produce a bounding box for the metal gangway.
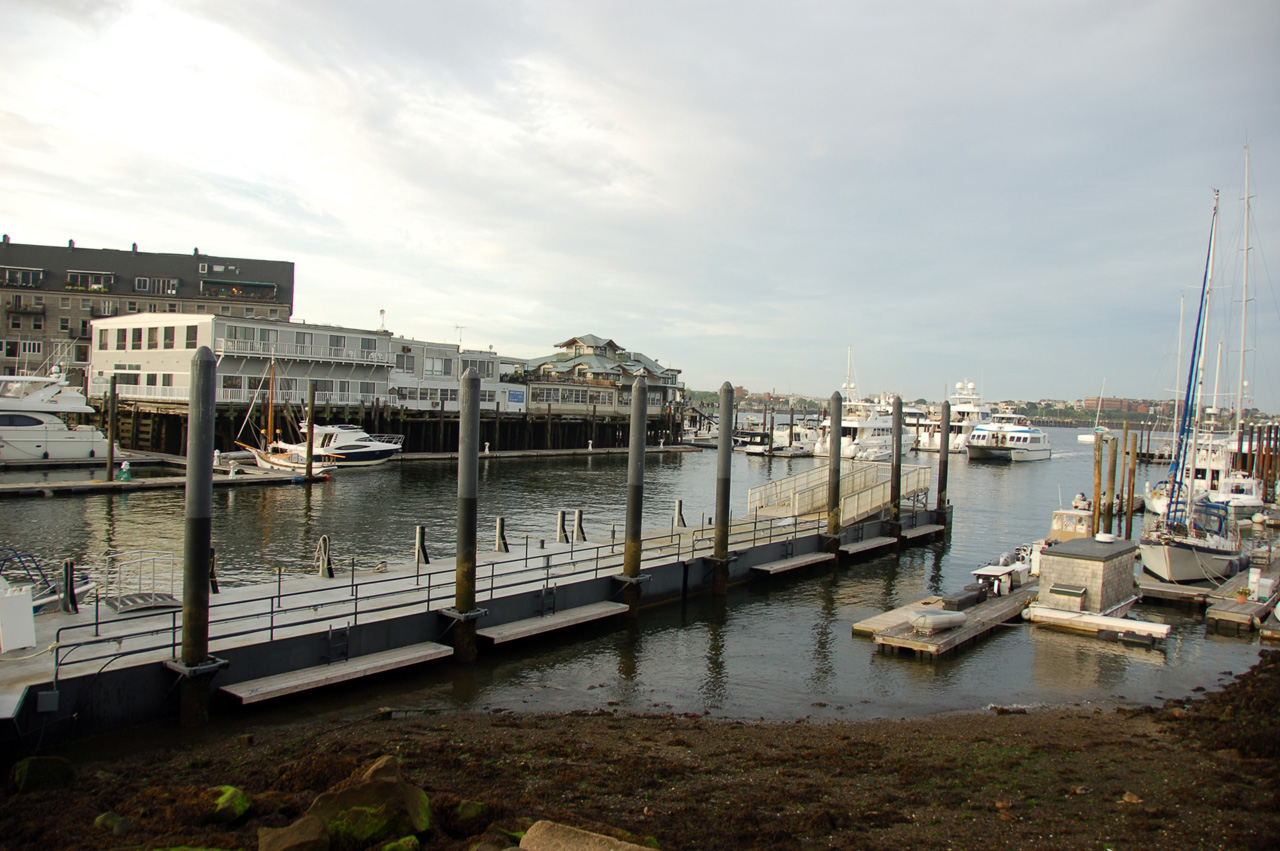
[747,459,932,524]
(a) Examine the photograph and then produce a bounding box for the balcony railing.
[214,337,390,365]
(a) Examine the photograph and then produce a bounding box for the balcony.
[4,304,46,316]
[214,337,390,366]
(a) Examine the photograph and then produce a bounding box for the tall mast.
[1189,190,1220,489]
[1235,144,1251,436]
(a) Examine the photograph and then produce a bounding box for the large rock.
[10,756,73,793]
[258,813,329,851]
[306,755,431,846]
[209,785,250,824]
[520,821,648,851]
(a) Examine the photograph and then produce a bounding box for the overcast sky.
[4,1,1279,409]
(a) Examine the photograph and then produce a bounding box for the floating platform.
[858,582,1039,658]
[1024,604,1170,640]
[477,601,630,644]
[1204,568,1280,636]
[223,642,453,704]
[750,552,837,576]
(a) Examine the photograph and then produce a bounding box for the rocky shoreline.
[3,650,1278,850]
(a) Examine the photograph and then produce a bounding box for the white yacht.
[812,388,914,461]
[273,422,405,467]
[918,381,992,453]
[0,369,112,461]
[965,413,1052,461]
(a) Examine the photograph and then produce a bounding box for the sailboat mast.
[1235,144,1251,437]
[1188,190,1221,495]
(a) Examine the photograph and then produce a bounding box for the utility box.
[1038,536,1138,615]
[0,587,37,652]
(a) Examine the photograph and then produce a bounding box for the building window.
[359,338,376,352]
[167,303,177,313]
[116,328,127,350]
[134,277,150,292]
[9,316,20,330]
[81,298,92,310]
[60,297,70,308]
[74,344,89,363]
[480,390,496,403]
[269,309,278,319]
[126,301,138,313]
[328,334,346,350]
[296,331,312,346]
[20,341,42,355]
[359,381,376,396]
[395,353,415,372]
[161,374,173,387]
[98,329,108,350]
[163,326,175,349]
[185,325,197,349]
[3,268,43,286]
[199,263,208,273]
[196,304,206,313]
[219,306,230,315]
[147,302,157,313]
[146,373,157,386]
[115,372,139,386]
[59,317,70,332]
[245,307,254,317]
[131,328,142,350]
[461,359,495,378]
[32,295,43,306]
[154,278,179,295]
[337,380,350,395]
[147,327,158,349]
[32,316,42,331]
[221,375,242,390]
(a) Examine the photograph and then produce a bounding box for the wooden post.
[105,375,117,480]
[1091,436,1103,536]
[1125,432,1138,540]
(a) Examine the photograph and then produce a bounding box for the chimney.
[68,239,75,249]
[193,247,199,255]
[131,242,138,252]
[2,234,8,244]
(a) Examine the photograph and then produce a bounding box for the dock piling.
[179,346,217,727]
[451,367,482,661]
[890,396,903,524]
[826,391,842,535]
[936,400,950,516]
[620,377,648,613]
[713,382,733,594]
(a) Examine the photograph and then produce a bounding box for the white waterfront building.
[87,314,528,414]
[85,318,683,420]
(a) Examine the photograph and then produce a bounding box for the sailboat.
[1139,190,1244,584]
[1077,379,1110,443]
[236,361,338,475]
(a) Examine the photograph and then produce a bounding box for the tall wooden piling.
[713,382,733,595]
[179,346,216,727]
[105,375,117,480]
[1091,436,1103,536]
[1125,432,1138,539]
[936,400,950,514]
[305,380,316,479]
[453,367,481,661]
[1104,434,1119,534]
[826,392,843,535]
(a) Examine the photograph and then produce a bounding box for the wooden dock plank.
[1137,576,1210,606]
[223,642,453,704]
[840,536,896,556]
[477,601,629,644]
[901,524,945,540]
[751,552,836,575]
[873,583,1038,657]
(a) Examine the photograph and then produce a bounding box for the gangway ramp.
[748,461,932,525]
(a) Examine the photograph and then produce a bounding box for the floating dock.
[853,582,1038,659]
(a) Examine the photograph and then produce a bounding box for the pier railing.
[49,513,826,679]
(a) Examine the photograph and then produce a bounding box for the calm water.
[2,427,1270,722]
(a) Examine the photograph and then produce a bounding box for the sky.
[4,1,1280,410]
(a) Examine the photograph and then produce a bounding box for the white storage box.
[0,587,37,652]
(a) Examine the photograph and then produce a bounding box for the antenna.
[378,309,386,331]
[454,324,466,346]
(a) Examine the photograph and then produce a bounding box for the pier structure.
[0,452,949,750]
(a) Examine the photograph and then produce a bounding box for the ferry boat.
[965,413,1052,462]
[0,369,112,461]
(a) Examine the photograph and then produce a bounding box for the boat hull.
[1138,537,1242,584]
[0,428,112,461]
[966,445,1051,462]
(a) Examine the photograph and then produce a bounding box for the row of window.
[97,325,199,351]
[530,388,662,406]
[0,341,90,362]
[6,292,282,319]
[112,372,175,387]
[219,375,379,395]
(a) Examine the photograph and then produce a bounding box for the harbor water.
[1,427,1270,723]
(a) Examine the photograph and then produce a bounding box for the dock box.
[943,591,980,611]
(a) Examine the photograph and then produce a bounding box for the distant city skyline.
[3,1,1278,411]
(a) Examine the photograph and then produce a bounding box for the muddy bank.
[3,651,1278,850]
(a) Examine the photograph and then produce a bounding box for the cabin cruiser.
[273,422,404,467]
[812,392,914,461]
[0,369,112,461]
[918,381,992,453]
[965,413,1052,461]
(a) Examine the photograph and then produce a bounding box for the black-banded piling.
[179,346,216,726]
[826,392,842,535]
[713,381,733,594]
[453,367,481,661]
